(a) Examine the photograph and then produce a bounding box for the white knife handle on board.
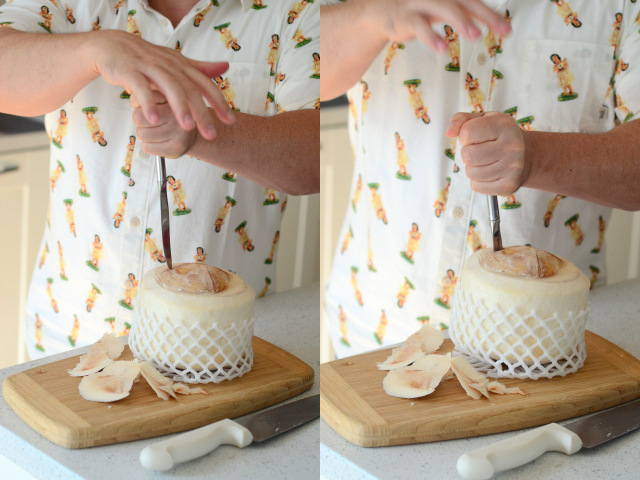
[140,419,253,471]
[457,423,583,480]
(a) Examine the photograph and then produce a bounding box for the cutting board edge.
[3,374,90,449]
[320,363,388,447]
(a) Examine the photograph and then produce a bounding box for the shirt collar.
[134,1,252,15]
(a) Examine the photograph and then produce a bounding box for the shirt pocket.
[518,39,615,133]
[216,62,272,116]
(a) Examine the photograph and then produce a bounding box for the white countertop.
[320,278,640,480]
[0,284,320,480]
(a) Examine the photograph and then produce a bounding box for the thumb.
[445,112,484,138]
[189,60,230,79]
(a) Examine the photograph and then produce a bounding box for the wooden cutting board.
[320,330,640,447]
[3,336,314,449]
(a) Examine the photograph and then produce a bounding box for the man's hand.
[130,90,200,158]
[321,0,511,100]
[92,30,234,140]
[367,0,511,52]
[446,112,531,196]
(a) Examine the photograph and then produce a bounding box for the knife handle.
[140,418,253,471]
[457,423,582,480]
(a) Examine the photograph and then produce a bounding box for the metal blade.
[235,394,319,443]
[156,156,172,269]
[487,195,503,251]
[564,398,640,448]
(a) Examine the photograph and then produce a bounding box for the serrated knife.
[140,394,320,471]
[457,397,640,479]
[155,155,172,269]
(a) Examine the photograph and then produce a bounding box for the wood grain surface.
[320,331,640,447]
[3,337,314,449]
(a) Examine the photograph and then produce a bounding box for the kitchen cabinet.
[319,104,640,363]
[0,131,51,369]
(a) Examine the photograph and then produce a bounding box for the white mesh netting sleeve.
[129,304,255,384]
[449,288,589,380]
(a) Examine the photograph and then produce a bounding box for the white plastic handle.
[457,423,583,480]
[140,418,254,471]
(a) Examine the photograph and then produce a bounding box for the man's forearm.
[321,2,388,101]
[0,29,98,116]
[524,120,640,211]
[188,109,319,196]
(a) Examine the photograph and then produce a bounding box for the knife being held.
[487,195,503,252]
[155,155,173,269]
[457,397,640,479]
[140,394,320,471]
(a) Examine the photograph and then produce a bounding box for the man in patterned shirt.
[0,0,319,358]
[322,0,640,358]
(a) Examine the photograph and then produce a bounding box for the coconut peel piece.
[487,381,526,396]
[78,360,140,402]
[377,344,425,371]
[383,353,452,398]
[173,383,208,395]
[416,324,445,355]
[68,333,125,377]
[451,356,491,400]
[101,332,125,360]
[138,361,209,399]
[377,325,444,370]
[139,361,175,401]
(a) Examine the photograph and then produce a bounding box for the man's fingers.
[182,67,234,138]
[410,16,447,53]
[125,72,159,124]
[459,142,502,168]
[187,68,235,127]
[135,120,176,143]
[189,60,230,81]
[145,64,204,132]
[129,89,166,110]
[131,103,171,129]
[445,112,483,138]
[463,0,511,35]
[187,59,235,128]
[456,112,511,145]
[464,159,503,182]
[420,0,480,40]
[470,178,519,197]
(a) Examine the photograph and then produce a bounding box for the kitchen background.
[320,101,640,363]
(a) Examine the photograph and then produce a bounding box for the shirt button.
[161,18,169,27]
[453,207,464,218]
[130,217,141,227]
[123,280,133,289]
[477,53,488,65]
[140,152,149,159]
